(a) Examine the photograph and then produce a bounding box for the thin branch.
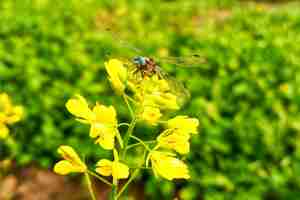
[87,170,112,186]
[130,135,152,152]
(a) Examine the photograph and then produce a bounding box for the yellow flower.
[0,93,24,139]
[132,76,180,112]
[96,149,129,180]
[167,116,199,136]
[65,94,94,121]
[145,92,179,110]
[157,129,190,154]
[149,151,190,180]
[54,145,87,175]
[0,93,24,124]
[156,115,199,154]
[66,95,121,150]
[142,77,179,110]
[140,106,162,125]
[105,59,127,95]
[0,123,9,139]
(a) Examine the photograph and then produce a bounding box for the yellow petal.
[167,116,199,135]
[94,130,116,150]
[0,113,6,123]
[112,161,129,179]
[65,95,94,120]
[150,151,190,180]
[5,105,24,124]
[0,123,9,139]
[96,158,129,180]
[54,160,85,175]
[0,93,11,112]
[96,159,113,176]
[141,106,162,125]
[105,59,127,95]
[0,93,24,125]
[157,130,190,154]
[57,145,86,170]
[146,92,179,110]
[93,103,117,125]
[90,122,107,138]
[157,79,170,91]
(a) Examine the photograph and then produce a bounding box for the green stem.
[116,169,139,199]
[85,172,97,200]
[125,140,156,150]
[122,117,137,159]
[87,170,112,186]
[130,135,152,152]
[111,181,118,200]
[118,123,130,127]
[123,94,134,118]
[117,150,147,199]
[116,131,124,149]
[128,166,150,170]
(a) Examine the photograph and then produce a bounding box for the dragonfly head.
[133,56,147,65]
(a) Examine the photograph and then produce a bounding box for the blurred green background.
[1,0,300,199]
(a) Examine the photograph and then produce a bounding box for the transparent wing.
[158,68,191,107]
[156,54,206,68]
[98,26,145,59]
[168,77,191,107]
[106,28,144,54]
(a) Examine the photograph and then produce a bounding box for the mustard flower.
[132,76,180,126]
[157,129,190,154]
[66,95,121,150]
[0,93,23,139]
[140,106,162,125]
[141,76,180,110]
[144,92,179,111]
[105,59,127,95]
[54,145,87,175]
[167,115,199,136]
[0,123,9,139]
[149,151,190,180]
[96,149,129,180]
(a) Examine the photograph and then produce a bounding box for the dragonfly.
[101,27,206,107]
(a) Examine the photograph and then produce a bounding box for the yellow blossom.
[144,77,179,110]
[149,151,190,180]
[0,123,9,139]
[133,76,180,111]
[54,145,87,175]
[140,106,162,125]
[65,94,94,121]
[66,95,122,150]
[96,149,129,180]
[145,92,179,110]
[105,59,127,95]
[157,115,199,154]
[0,93,24,139]
[0,93,24,124]
[157,129,190,154]
[167,115,199,136]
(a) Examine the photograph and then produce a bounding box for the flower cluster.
[54,95,128,181]
[53,58,199,199]
[0,93,24,139]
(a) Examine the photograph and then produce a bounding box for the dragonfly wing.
[167,77,191,107]
[157,54,206,68]
[98,27,145,58]
[157,68,191,107]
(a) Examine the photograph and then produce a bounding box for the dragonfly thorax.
[133,56,147,65]
[132,56,159,78]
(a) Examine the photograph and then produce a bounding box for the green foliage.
[1,0,300,199]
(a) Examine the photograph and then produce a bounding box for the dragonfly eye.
[133,56,146,65]
[133,56,140,64]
